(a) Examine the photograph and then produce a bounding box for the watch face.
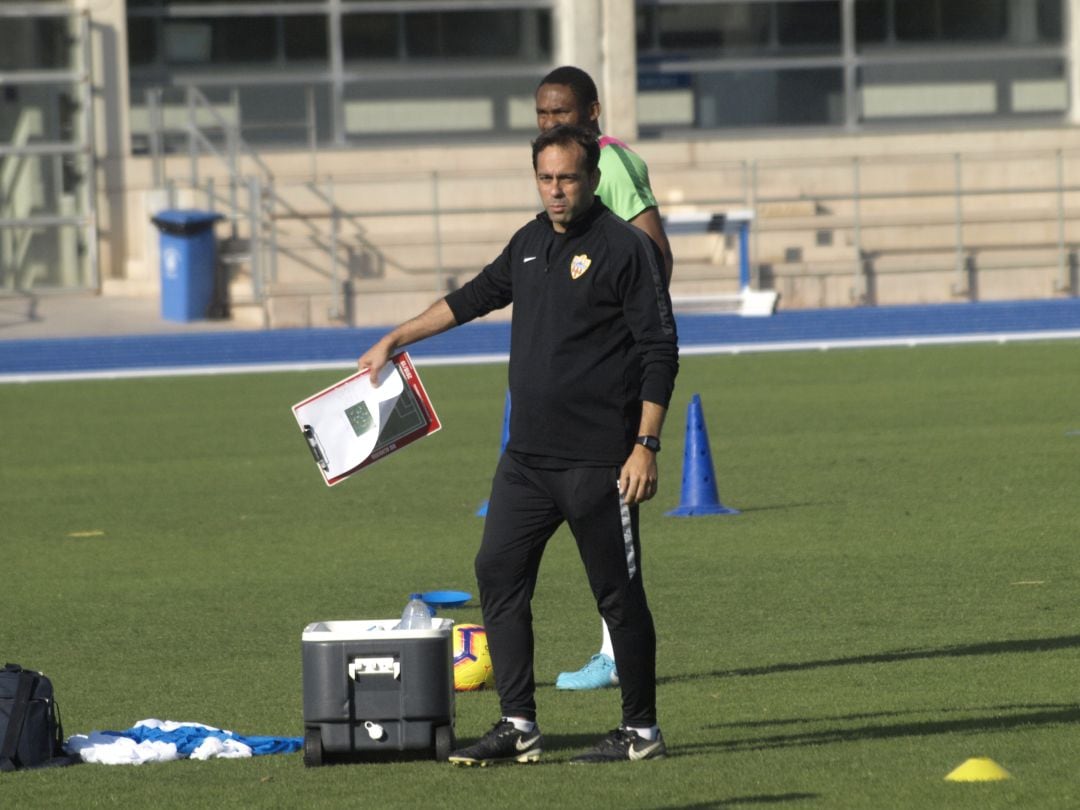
[638,436,660,451]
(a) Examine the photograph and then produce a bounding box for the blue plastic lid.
[152,209,223,226]
[421,590,472,608]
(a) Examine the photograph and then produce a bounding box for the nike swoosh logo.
[516,734,541,751]
[523,256,537,263]
[628,740,663,761]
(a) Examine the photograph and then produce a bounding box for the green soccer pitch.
[2,342,1078,808]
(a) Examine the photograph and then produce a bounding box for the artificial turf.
[1,342,1078,808]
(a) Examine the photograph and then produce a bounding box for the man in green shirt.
[536,66,673,282]
[535,66,673,690]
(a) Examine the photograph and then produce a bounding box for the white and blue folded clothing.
[66,719,303,765]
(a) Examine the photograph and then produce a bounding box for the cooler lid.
[302,618,453,641]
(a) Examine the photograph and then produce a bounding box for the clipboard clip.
[302,425,329,472]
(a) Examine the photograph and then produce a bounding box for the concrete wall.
[104,122,1080,322]
[80,0,1080,318]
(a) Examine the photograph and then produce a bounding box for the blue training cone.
[666,394,739,517]
[477,390,511,517]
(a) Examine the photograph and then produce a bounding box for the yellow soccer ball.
[453,623,496,692]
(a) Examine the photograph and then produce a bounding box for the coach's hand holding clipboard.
[291,352,441,486]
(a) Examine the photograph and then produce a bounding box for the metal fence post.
[307,84,318,179]
[248,174,262,301]
[267,178,278,287]
[852,156,865,303]
[147,88,164,190]
[187,86,199,190]
[328,177,341,320]
[952,153,968,298]
[79,11,99,291]
[1056,148,1068,294]
[749,159,759,283]
[432,171,444,293]
[228,89,240,239]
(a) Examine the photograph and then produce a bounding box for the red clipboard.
[291,352,441,486]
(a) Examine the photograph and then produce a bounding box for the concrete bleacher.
[113,126,1080,329]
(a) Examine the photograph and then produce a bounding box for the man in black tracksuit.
[358,125,678,765]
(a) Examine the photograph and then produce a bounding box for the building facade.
[3,0,1080,309]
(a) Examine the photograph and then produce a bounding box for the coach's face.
[535,141,599,233]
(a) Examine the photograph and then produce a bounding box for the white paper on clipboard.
[292,353,442,486]
[293,363,404,481]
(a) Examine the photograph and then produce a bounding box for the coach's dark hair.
[532,125,600,174]
[538,65,599,108]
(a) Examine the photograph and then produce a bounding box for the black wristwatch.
[636,435,661,453]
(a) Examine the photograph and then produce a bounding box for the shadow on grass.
[660,633,1080,685]
[724,502,830,514]
[540,732,630,754]
[708,702,1069,730]
[652,795,819,809]
[682,703,1080,755]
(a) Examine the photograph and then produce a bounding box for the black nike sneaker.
[448,719,543,766]
[570,726,667,763]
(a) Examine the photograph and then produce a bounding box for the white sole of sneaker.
[448,750,542,767]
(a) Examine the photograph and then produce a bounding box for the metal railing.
[0,8,97,295]
[151,85,338,318]
[657,148,1080,306]
[148,82,1080,322]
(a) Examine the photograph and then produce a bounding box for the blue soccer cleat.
[555,653,619,690]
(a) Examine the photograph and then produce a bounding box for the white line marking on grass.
[678,329,1080,357]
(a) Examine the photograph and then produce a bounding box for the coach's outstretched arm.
[357,298,458,385]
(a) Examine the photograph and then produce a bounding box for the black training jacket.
[445,199,679,465]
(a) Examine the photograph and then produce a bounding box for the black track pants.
[474,452,657,727]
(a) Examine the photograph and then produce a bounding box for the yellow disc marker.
[945,758,1011,782]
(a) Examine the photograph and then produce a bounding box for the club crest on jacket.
[570,254,592,279]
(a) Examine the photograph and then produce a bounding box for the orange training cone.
[666,394,739,517]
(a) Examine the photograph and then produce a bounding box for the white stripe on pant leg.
[619,496,637,579]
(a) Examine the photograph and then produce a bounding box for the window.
[342,9,551,62]
[855,0,887,45]
[342,14,399,61]
[638,1,840,55]
[695,68,844,128]
[127,17,156,67]
[127,0,323,5]
[895,0,1007,42]
[0,16,77,70]
[777,1,840,49]
[128,1,555,146]
[406,11,533,59]
[284,16,328,62]
[637,0,1068,133]
[654,3,771,51]
[1037,0,1063,42]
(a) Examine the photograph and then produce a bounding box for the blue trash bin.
[151,209,223,322]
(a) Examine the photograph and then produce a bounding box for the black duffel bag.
[0,663,76,771]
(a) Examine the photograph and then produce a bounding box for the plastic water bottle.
[398,593,431,630]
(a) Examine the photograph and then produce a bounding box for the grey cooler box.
[301,618,455,766]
